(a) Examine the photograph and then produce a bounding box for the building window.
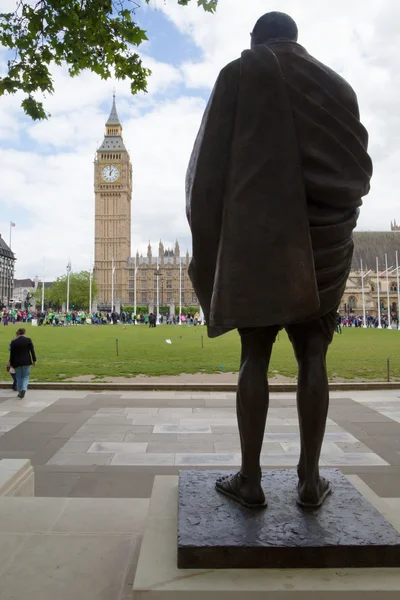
[348,296,356,312]
[390,282,398,292]
[167,294,172,303]
[129,280,135,289]
[166,271,172,277]
[166,281,172,289]
[141,293,147,304]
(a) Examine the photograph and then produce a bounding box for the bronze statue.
[186,12,372,509]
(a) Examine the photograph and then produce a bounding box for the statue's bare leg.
[216,327,277,508]
[288,322,332,507]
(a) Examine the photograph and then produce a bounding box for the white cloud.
[1,0,399,280]
[157,0,400,232]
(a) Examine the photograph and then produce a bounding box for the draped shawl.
[186,42,372,338]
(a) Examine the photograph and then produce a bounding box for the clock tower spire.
[94,94,132,310]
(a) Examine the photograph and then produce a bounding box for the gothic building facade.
[0,235,15,309]
[94,96,399,319]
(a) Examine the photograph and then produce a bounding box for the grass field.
[0,324,399,382]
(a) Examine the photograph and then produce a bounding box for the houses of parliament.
[94,97,400,318]
[93,96,197,312]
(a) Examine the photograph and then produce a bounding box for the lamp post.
[89,261,93,313]
[376,257,382,329]
[385,254,392,329]
[360,259,371,329]
[179,257,182,325]
[66,261,71,313]
[134,257,137,322]
[41,278,45,312]
[111,256,115,312]
[155,257,160,324]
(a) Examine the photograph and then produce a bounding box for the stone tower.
[94,95,132,309]
[391,219,400,232]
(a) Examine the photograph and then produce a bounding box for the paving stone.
[359,472,400,497]
[35,471,82,497]
[111,453,175,466]
[0,534,27,571]
[123,433,178,443]
[70,431,126,442]
[88,441,148,454]
[52,498,149,533]
[153,424,212,434]
[146,442,215,454]
[47,452,114,466]
[0,497,68,533]
[0,533,133,600]
[68,472,155,498]
[175,453,241,466]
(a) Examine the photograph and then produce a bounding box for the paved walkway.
[0,389,399,498]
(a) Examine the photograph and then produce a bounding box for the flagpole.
[9,222,11,249]
[41,277,45,312]
[111,256,114,313]
[376,257,382,329]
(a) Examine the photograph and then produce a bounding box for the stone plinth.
[133,475,400,599]
[0,459,34,497]
[178,469,400,569]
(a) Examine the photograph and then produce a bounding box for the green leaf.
[1,0,217,120]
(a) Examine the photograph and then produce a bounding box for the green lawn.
[0,324,399,382]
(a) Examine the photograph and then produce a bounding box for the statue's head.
[251,12,298,49]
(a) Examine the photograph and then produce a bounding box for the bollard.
[116,338,119,357]
[387,357,390,382]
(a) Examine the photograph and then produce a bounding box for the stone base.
[0,459,34,497]
[132,475,400,599]
[178,469,400,569]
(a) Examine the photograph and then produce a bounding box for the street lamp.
[155,262,161,324]
[66,261,71,312]
[360,259,371,328]
[376,257,382,329]
[134,257,137,322]
[89,261,93,313]
[385,254,392,329]
[179,257,182,325]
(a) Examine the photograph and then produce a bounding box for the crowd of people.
[337,313,398,329]
[0,308,203,326]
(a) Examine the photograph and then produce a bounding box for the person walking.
[9,328,37,399]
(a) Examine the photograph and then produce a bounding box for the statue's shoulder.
[219,58,241,79]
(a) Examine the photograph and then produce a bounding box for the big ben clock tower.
[94,94,132,309]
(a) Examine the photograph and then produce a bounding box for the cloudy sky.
[0,0,398,280]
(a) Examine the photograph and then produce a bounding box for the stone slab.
[0,458,34,497]
[178,469,400,569]
[133,475,400,599]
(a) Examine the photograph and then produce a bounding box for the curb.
[0,382,399,392]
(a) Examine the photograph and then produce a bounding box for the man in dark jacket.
[187,12,372,509]
[9,328,36,398]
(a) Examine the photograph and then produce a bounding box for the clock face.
[102,165,120,183]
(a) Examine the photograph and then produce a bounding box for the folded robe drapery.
[186,43,372,338]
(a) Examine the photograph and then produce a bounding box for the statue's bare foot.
[297,476,332,509]
[216,472,267,509]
